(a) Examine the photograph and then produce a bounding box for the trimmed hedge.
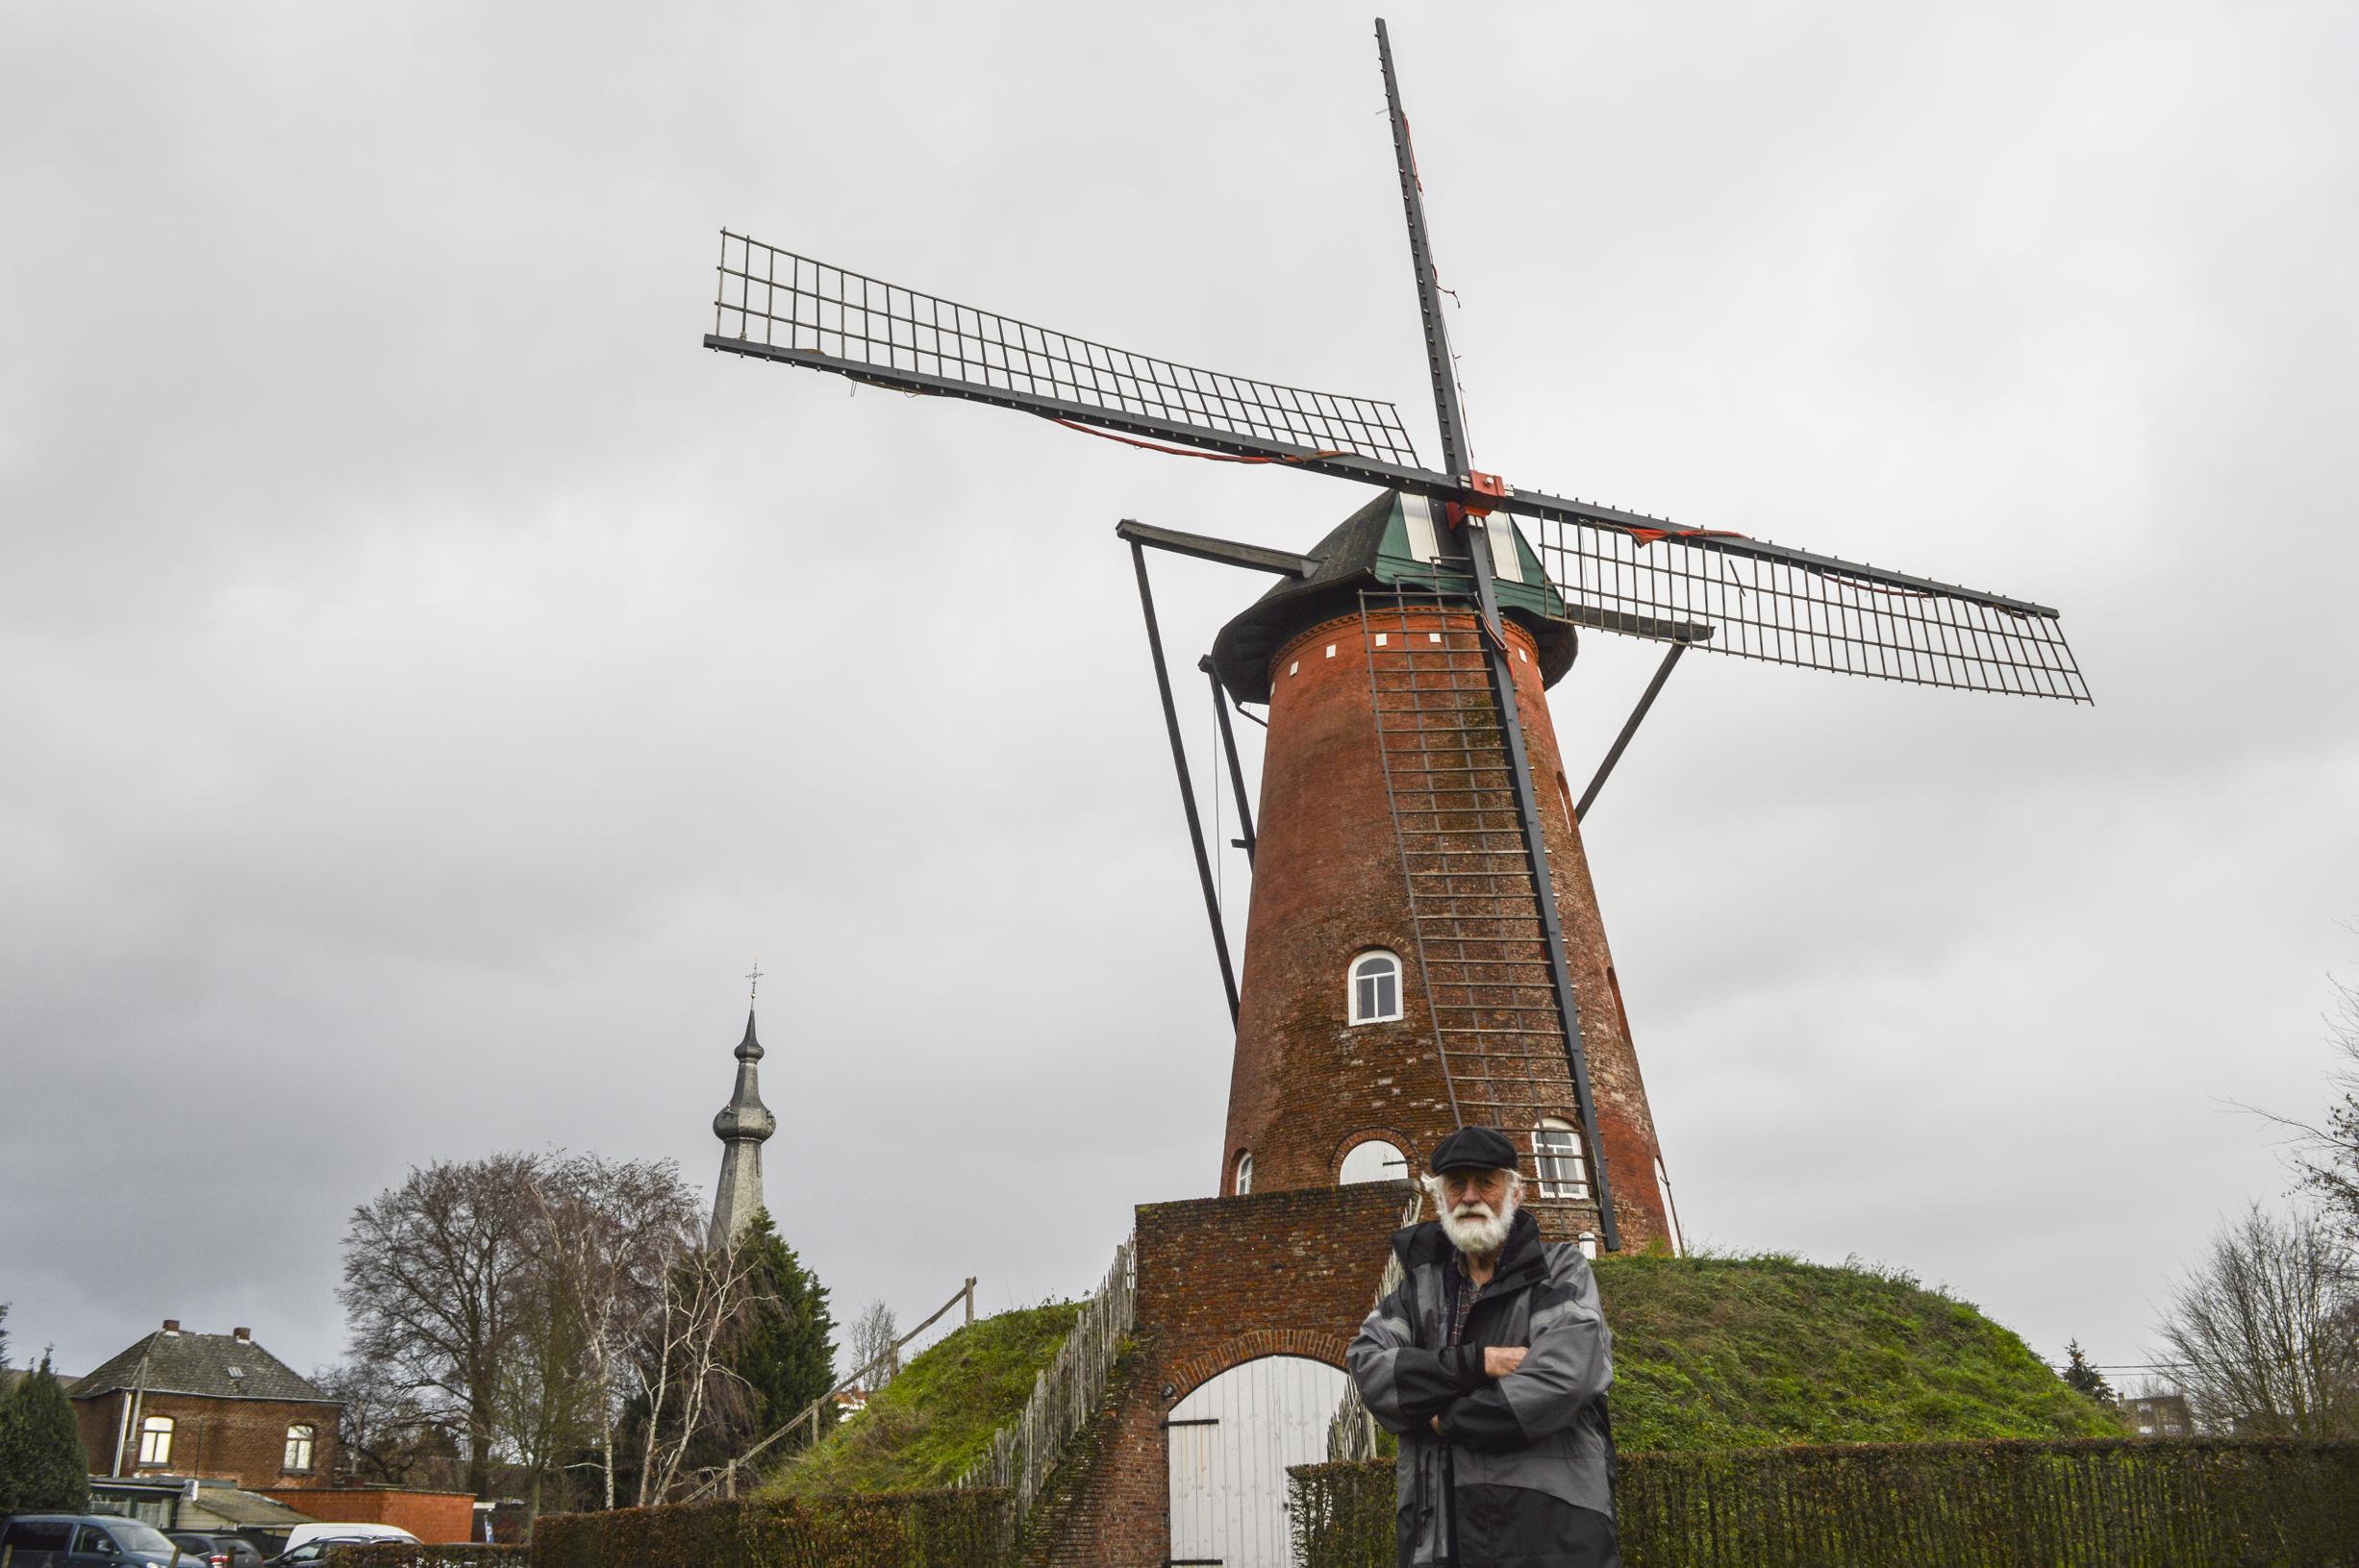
[1292,1439,2359,1568]
[328,1548,527,1568]
[529,1488,1014,1568]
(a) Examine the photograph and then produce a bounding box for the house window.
[137,1414,173,1465]
[1533,1119,1591,1200]
[1338,1139,1408,1185]
[285,1423,316,1473]
[1348,951,1403,1025]
[1233,1151,1253,1196]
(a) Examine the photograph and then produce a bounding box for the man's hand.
[1484,1346,1527,1379]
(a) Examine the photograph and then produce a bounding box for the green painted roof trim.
[1361,493,1571,623]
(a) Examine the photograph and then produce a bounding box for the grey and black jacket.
[1345,1208,1619,1567]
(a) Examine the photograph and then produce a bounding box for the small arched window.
[284,1423,316,1473]
[137,1414,174,1465]
[1233,1151,1253,1196]
[1338,1139,1408,1185]
[1533,1119,1590,1201]
[1348,951,1403,1025]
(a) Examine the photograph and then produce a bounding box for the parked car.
[263,1527,419,1567]
[0,1514,187,1568]
[168,1532,267,1568]
[276,1527,417,1555]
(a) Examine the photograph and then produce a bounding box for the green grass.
[761,1256,2118,1495]
[763,1302,1084,1497]
[1597,1252,2122,1452]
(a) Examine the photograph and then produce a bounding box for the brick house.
[71,1320,340,1490]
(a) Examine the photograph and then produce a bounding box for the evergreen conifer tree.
[731,1208,839,1450]
[0,1355,92,1514]
[2060,1340,2117,1403]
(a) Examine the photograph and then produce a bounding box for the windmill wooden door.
[1167,1355,1349,1567]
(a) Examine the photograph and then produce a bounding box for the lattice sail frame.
[713,232,1423,469]
[1520,514,2091,700]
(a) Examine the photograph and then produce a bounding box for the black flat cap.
[1429,1125,1519,1174]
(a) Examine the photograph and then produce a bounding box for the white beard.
[1440,1193,1515,1257]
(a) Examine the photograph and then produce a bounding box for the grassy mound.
[764,1301,1084,1496]
[1597,1252,2121,1451]
[762,1255,2115,1494]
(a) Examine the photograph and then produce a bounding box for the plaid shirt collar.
[1443,1245,1481,1349]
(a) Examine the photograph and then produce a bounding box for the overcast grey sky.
[4,1,2354,1394]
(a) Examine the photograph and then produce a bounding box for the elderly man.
[1345,1126,1619,1568]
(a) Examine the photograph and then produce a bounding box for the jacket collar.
[1393,1205,1546,1291]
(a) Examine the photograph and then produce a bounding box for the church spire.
[709,965,777,1251]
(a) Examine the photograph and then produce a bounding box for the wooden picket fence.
[1327,1186,1425,1461]
[953,1236,1137,1519]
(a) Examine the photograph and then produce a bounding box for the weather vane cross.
[746,960,765,1004]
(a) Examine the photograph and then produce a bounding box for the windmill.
[701,21,2088,1253]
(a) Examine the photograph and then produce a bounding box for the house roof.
[181,1486,318,1530]
[71,1328,331,1404]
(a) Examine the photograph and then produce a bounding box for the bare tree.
[520,1154,701,1511]
[340,1150,705,1509]
[2157,1203,2359,1436]
[846,1300,901,1395]
[313,1356,453,1487]
[339,1154,540,1494]
[631,1239,765,1506]
[2289,969,2359,1234]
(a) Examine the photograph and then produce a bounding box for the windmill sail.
[1460,495,2089,701]
[708,232,1423,469]
[1517,508,2090,700]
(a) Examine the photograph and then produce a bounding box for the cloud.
[3,0,2354,1393]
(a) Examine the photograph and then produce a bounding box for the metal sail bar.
[708,232,1423,470]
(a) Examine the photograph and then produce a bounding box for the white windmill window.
[1338,1138,1409,1185]
[1348,951,1403,1025]
[1233,1150,1253,1196]
[1534,1118,1591,1200]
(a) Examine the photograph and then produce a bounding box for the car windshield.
[113,1524,180,1555]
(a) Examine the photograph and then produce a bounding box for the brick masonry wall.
[1033,1185,1411,1568]
[72,1392,341,1491]
[256,1488,478,1542]
[1221,608,1671,1249]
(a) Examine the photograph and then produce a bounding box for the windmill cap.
[1208,489,1575,704]
[1430,1125,1520,1175]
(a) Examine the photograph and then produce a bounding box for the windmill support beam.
[1464,520,1622,1253]
[1116,519,1316,579]
[1575,642,1687,825]
[1200,655,1258,865]
[1128,535,1241,1025]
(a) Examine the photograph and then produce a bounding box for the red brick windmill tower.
[700,21,2089,1252]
